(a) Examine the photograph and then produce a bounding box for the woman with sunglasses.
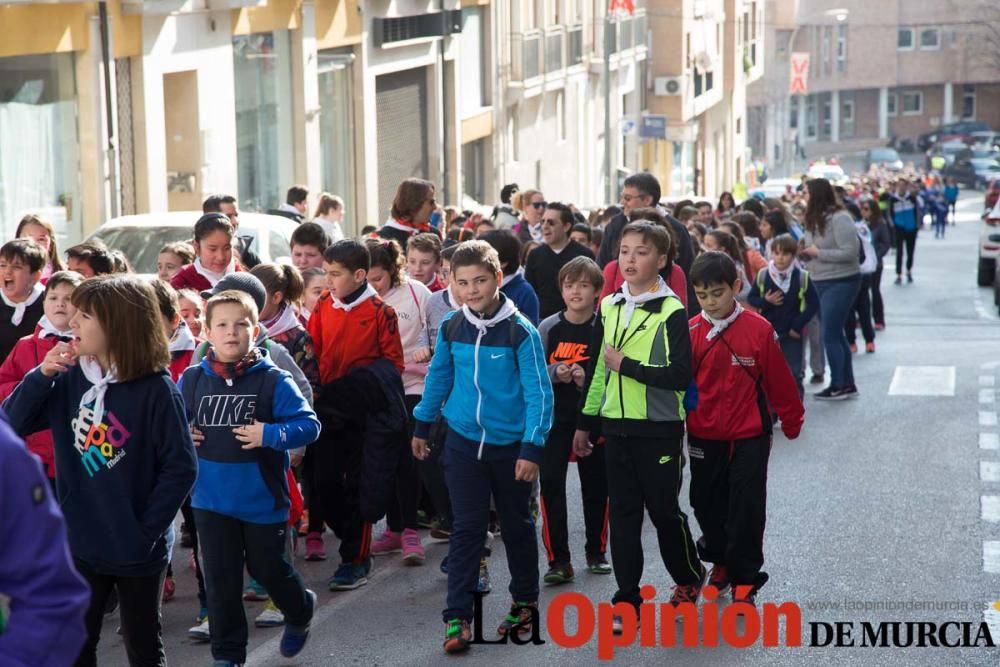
[378,178,438,250]
[513,189,546,245]
[859,198,892,330]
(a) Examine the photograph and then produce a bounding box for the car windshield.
[91,226,195,274]
[871,149,899,161]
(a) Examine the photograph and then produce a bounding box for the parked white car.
[89,211,299,277]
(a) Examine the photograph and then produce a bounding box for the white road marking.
[887,366,956,396]
[982,389,997,405]
[981,412,998,427]
[984,541,1000,573]
[983,496,1000,522]
[981,375,996,387]
[981,433,1000,450]
[982,461,1000,483]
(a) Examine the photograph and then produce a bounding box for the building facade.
[642,0,762,199]
[748,0,1000,170]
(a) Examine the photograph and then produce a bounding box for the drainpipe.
[98,1,119,219]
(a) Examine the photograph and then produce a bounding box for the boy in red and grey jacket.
[686,252,803,606]
[0,271,83,480]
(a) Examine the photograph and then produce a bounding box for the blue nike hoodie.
[3,366,197,577]
[178,349,320,525]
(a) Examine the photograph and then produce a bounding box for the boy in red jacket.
[308,240,404,590]
[687,251,803,606]
[0,270,82,479]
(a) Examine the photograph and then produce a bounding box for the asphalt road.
[95,190,1000,666]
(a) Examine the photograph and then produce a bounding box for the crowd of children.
[0,163,953,663]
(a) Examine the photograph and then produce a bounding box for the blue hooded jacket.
[178,349,320,525]
[413,293,553,462]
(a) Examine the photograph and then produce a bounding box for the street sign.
[789,52,809,95]
[621,118,637,136]
[640,115,667,139]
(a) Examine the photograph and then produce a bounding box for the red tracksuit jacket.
[687,310,804,441]
[0,329,59,477]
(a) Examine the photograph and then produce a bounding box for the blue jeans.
[779,334,805,399]
[814,275,861,389]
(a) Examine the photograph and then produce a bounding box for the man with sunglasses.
[596,173,696,313]
[524,203,595,320]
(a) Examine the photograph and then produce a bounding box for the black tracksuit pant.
[688,433,771,587]
[604,433,703,609]
[313,420,371,564]
[195,509,312,663]
[540,423,609,566]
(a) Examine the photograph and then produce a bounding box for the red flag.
[609,0,635,15]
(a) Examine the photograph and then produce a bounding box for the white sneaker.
[255,601,285,627]
[188,617,211,642]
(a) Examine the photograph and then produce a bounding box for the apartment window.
[751,2,758,39]
[837,24,847,72]
[806,96,817,139]
[962,84,975,119]
[887,92,898,116]
[705,69,713,91]
[459,8,487,116]
[897,28,914,50]
[821,29,830,71]
[736,116,742,134]
[743,12,749,45]
[842,99,855,137]
[901,91,923,115]
[776,29,792,56]
[789,96,799,129]
[919,28,940,50]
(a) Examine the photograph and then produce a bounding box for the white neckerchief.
[767,261,793,294]
[168,320,196,353]
[1,282,43,326]
[278,203,302,216]
[332,283,377,312]
[611,276,676,330]
[193,258,234,288]
[262,303,301,338]
[460,297,519,334]
[78,356,118,426]
[36,315,73,340]
[701,302,745,341]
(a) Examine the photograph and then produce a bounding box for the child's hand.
[411,347,432,364]
[788,329,802,339]
[603,345,625,373]
[554,363,573,384]
[571,364,586,388]
[233,421,265,449]
[40,342,76,378]
[190,426,204,447]
[764,289,784,305]
[514,459,539,482]
[572,430,593,458]
[412,437,430,460]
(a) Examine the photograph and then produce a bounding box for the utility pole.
[603,12,613,204]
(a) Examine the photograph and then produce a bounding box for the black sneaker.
[906,273,913,284]
[543,563,575,585]
[814,386,850,401]
[894,276,902,285]
[809,373,824,385]
[840,384,860,399]
[587,556,612,575]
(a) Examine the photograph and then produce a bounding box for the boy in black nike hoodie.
[536,256,610,584]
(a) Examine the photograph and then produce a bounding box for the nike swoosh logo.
[658,455,673,464]
[491,353,504,359]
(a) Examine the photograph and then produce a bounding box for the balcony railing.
[511,30,542,81]
[545,27,565,74]
[568,23,584,66]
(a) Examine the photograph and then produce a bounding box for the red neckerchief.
[206,347,263,381]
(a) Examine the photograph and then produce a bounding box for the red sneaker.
[707,564,730,595]
[865,342,875,354]
[161,576,176,603]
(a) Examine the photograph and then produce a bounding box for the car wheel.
[980,257,996,287]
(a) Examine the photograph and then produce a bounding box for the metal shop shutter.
[376,67,430,221]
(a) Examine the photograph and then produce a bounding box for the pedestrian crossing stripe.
[887,366,956,396]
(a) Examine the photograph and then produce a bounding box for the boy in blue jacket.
[412,240,553,654]
[748,234,820,399]
[179,290,321,664]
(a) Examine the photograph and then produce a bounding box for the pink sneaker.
[304,532,326,561]
[401,528,426,565]
[372,529,403,555]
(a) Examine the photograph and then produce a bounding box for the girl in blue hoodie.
[3,275,198,667]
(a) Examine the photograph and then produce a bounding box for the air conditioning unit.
[654,76,684,96]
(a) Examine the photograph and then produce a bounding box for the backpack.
[855,222,878,275]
